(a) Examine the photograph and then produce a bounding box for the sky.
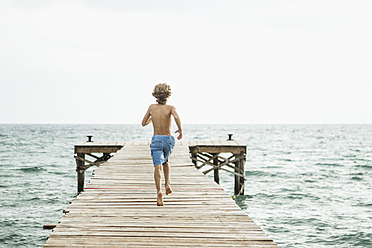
[1,0,371,124]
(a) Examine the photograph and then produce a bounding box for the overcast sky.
[1,0,371,124]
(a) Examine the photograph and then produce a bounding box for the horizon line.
[1,122,371,125]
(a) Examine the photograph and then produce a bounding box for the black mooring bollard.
[87,135,93,142]
[227,134,233,141]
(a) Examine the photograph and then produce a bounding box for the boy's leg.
[154,164,163,206]
[163,162,172,195]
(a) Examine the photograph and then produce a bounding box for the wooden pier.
[43,140,278,247]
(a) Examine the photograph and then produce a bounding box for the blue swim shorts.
[150,135,175,166]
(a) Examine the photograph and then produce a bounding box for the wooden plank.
[187,140,196,146]
[192,146,246,154]
[44,236,277,247]
[74,146,123,154]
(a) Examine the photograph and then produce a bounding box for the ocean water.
[0,124,371,247]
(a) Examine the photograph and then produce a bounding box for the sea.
[0,124,371,248]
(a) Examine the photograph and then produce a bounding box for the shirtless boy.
[142,83,183,206]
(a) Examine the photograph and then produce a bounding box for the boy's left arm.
[171,106,182,140]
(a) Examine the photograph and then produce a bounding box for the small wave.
[327,231,372,247]
[355,202,372,207]
[278,151,291,154]
[350,149,361,152]
[278,158,293,162]
[287,193,320,200]
[315,162,343,167]
[283,216,321,226]
[304,179,316,183]
[253,192,277,198]
[355,165,372,170]
[265,165,282,169]
[18,166,45,173]
[344,154,357,158]
[2,202,17,207]
[287,194,305,199]
[351,176,363,181]
[49,170,70,176]
[1,219,19,227]
[28,197,41,201]
[350,172,364,176]
[266,225,290,233]
[353,158,371,162]
[246,170,276,177]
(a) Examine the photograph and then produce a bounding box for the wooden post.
[76,153,85,193]
[212,153,219,184]
[43,223,57,229]
[239,151,245,195]
[191,152,197,167]
[234,152,245,195]
[103,153,110,160]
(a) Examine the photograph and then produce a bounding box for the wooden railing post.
[76,153,85,193]
[191,152,197,167]
[234,152,245,195]
[212,153,220,184]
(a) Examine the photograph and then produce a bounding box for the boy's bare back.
[142,104,182,139]
[148,104,173,135]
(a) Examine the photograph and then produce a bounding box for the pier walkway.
[43,141,277,247]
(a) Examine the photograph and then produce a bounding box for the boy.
[142,83,183,206]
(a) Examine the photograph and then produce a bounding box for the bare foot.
[166,186,173,195]
[157,192,163,206]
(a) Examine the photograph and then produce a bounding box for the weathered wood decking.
[43,141,278,247]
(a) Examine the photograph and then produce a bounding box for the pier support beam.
[234,152,245,195]
[212,153,219,184]
[76,153,85,193]
[189,143,246,195]
[191,152,197,167]
[75,153,116,193]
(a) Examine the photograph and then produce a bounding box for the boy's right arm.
[141,106,152,126]
[171,106,182,140]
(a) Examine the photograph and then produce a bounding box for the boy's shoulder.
[149,104,175,109]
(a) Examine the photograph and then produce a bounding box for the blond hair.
[152,83,172,104]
